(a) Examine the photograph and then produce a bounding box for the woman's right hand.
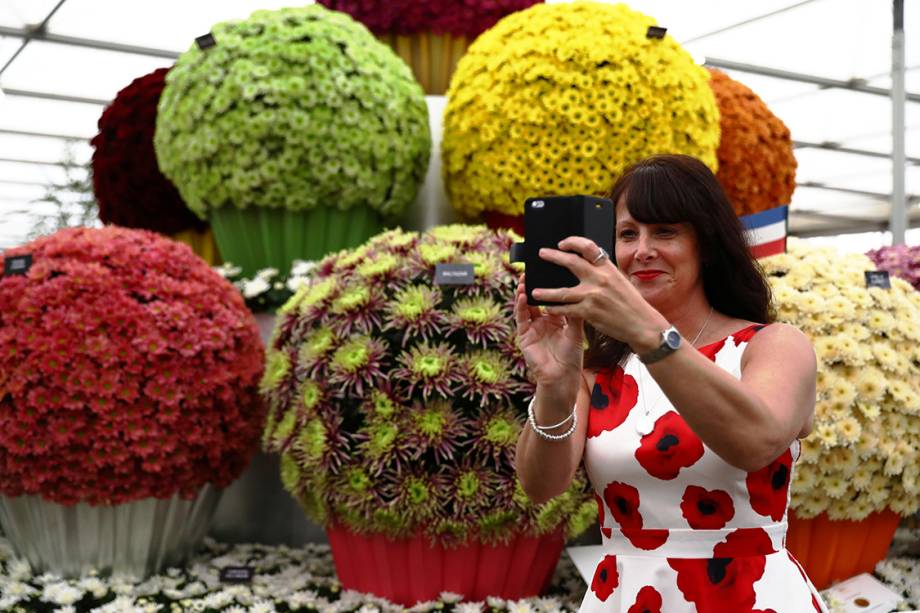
[514,274,585,395]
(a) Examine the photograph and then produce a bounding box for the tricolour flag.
[740,205,788,259]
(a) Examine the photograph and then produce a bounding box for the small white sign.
[822,573,902,613]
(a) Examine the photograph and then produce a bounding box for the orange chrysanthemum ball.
[708,69,797,216]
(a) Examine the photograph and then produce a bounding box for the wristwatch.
[638,326,682,364]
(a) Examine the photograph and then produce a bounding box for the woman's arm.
[533,237,817,473]
[515,372,593,504]
[634,322,816,471]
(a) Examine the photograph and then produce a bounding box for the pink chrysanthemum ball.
[0,227,266,506]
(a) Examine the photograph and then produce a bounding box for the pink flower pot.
[326,523,565,605]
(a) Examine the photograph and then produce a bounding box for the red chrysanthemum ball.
[708,68,797,216]
[0,227,265,506]
[91,67,205,234]
[316,0,542,37]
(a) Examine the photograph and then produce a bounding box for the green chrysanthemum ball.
[261,225,595,543]
[442,1,720,219]
[154,5,431,220]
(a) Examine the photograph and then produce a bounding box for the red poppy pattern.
[698,337,727,361]
[591,554,619,602]
[746,448,793,521]
[596,493,612,539]
[634,410,705,480]
[580,324,827,611]
[680,485,735,529]
[732,324,767,346]
[603,481,668,550]
[588,367,639,439]
[627,586,662,613]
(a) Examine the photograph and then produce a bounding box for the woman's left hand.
[531,236,667,348]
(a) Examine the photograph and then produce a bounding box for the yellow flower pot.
[378,32,469,95]
[171,228,221,265]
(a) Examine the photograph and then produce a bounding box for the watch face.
[664,329,681,349]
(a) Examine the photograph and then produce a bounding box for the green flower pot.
[211,206,384,276]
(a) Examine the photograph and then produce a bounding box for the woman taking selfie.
[514,154,826,612]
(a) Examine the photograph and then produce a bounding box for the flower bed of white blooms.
[0,530,917,612]
[0,538,585,612]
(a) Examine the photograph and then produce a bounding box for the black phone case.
[524,195,614,306]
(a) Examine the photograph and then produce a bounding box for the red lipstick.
[633,271,663,281]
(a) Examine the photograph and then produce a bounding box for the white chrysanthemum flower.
[290,260,318,276]
[42,583,83,606]
[507,600,536,613]
[242,277,271,298]
[78,576,109,599]
[454,602,485,613]
[250,600,277,613]
[7,559,31,581]
[256,267,280,280]
[5,581,37,598]
[214,263,243,278]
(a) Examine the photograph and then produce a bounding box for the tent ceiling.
[0,0,917,249]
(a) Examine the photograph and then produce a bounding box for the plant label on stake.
[195,32,217,50]
[219,566,254,584]
[3,254,32,276]
[434,263,475,285]
[865,270,891,289]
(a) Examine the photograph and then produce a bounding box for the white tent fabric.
[0,0,916,250]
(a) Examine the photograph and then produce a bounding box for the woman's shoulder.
[740,322,816,366]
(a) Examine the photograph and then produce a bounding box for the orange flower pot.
[326,524,565,606]
[786,509,900,589]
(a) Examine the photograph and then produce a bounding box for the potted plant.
[261,225,595,605]
[0,227,265,578]
[762,239,920,588]
[91,67,220,264]
[707,68,797,216]
[154,5,431,277]
[317,0,542,95]
[441,1,720,233]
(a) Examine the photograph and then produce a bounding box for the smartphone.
[522,195,614,306]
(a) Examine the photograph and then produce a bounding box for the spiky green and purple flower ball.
[262,224,593,543]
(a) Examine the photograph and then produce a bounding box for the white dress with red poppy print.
[580,324,828,613]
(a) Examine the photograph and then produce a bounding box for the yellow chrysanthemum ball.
[763,239,920,521]
[442,1,720,221]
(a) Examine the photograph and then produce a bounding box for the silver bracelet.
[527,397,578,441]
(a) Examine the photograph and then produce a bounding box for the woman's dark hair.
[584,154,774,369]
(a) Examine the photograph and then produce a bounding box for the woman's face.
[614,198,704,311]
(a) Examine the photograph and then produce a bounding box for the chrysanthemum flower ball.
[763,239,920,520]
[441,1,720,219]
[92,67,204,235]
[261,224,595,542]
[154,5,430,220]
[708,69,796,216]
[0,227,266,506]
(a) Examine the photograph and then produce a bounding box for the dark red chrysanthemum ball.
[91,67,205,234]
[0,227,264,505]
[317,0,543,37]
